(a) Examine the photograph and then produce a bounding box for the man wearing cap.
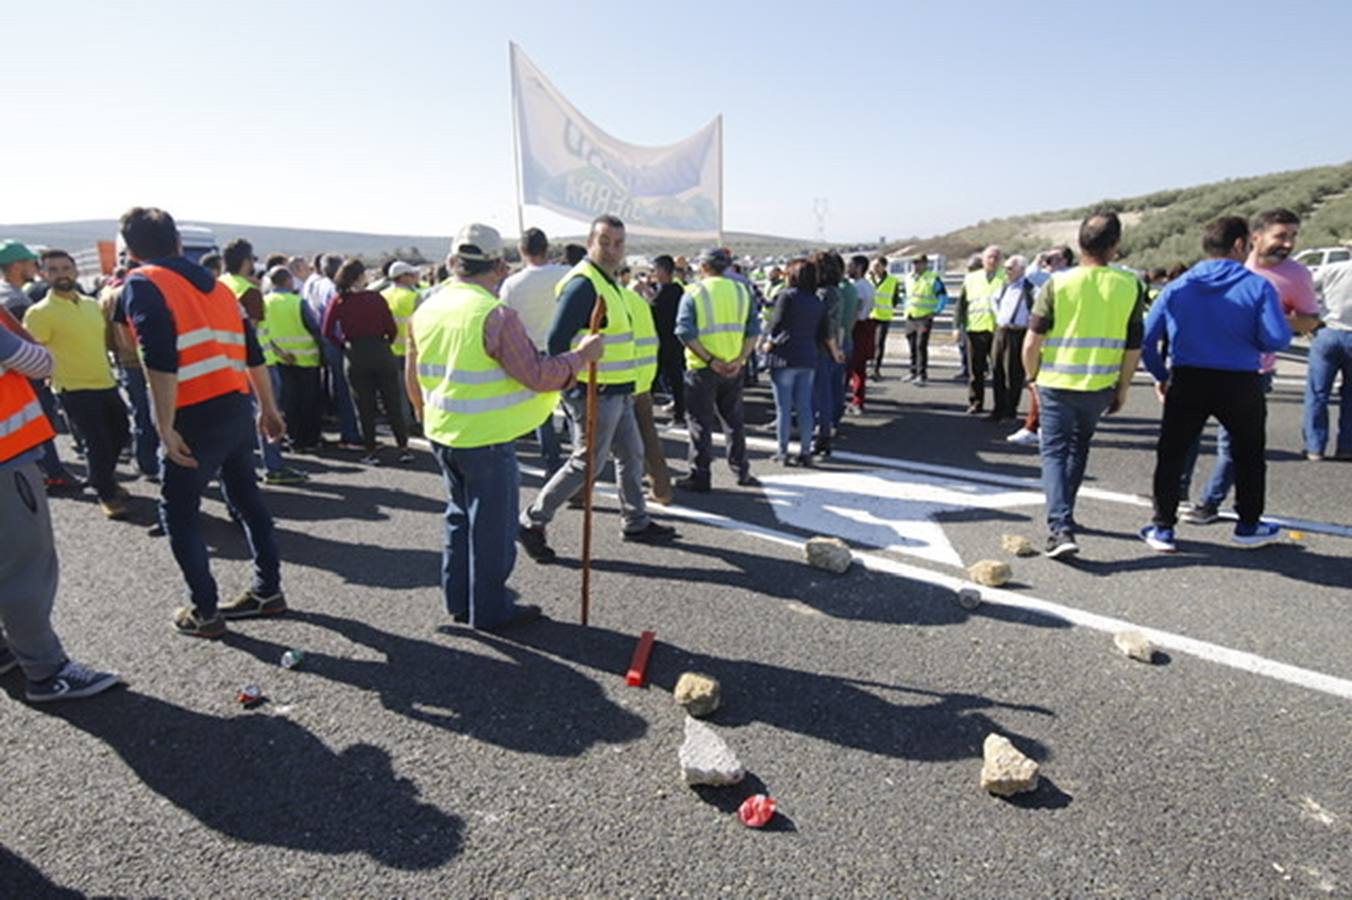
[498,227,569,474]
[407,223,603,629]
[903,254,947,385]
[674,246,762,492]
[114,207,289,637]
[1,239,75,490]
[517,215,678,562]
[382,260,423,430]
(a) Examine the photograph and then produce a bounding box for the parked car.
[1294,246,1351,273]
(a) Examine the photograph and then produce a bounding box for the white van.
[1294,246,1350,274]
[114,224,219,267]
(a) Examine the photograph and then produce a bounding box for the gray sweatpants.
[0,462,67,681]
[521,391,651,533]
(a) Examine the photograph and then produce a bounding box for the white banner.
[510,43,722,240]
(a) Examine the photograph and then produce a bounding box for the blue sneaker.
[1232,521,1281,548]
[25,660,122,703]
[1140,525,1177,552]
[0,645,18,676]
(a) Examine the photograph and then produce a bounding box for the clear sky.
[4,0,1349,243]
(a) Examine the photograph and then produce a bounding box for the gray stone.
[980,733,1040,797]
[805,536,852,574]
[1114,630,1157,663]
[1001,534,1038,557]
[967,559,1012,587]
[956,587,982,611]
[674,672,721,718]
[679,717,744,787]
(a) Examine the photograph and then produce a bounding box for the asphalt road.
[3,340,1348,897]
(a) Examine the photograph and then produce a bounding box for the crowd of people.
[0,201,1346,702]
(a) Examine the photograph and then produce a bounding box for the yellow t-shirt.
[23,292,116,392]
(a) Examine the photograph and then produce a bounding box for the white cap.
[388,260,419,279]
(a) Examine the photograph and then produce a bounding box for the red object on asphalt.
[237,684,263,706]
[738,794,777,828]
[625,631,656,686]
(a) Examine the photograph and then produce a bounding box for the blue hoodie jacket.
[1141,258,1290,383]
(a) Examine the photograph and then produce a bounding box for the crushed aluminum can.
[956,586,982,611]
[281,649,305,670]
[237,684,263,707]
[738,794,777,828]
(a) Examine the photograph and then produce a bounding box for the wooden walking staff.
[579,292,607,626]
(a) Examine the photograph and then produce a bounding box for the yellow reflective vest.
[622,288,659,395]
[684,276,751,369]
[555,260,635,386]
[412,281,558,448]
[905,271,943,318]
[962,269,1006,333]
[261,291,320,368]
[381,285,419,356]
[869,274,898,322]
[1036,267,1140,392]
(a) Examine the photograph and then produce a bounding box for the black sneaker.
[1180,503,1220,525]
[623,521,678,544]
[674,474,711,493]
[517,525,557,563]
[173,607,227,639]
[737,472,761,488]
[1045,532,1079,559]
[219,589,288,620]
[25,660,122,703]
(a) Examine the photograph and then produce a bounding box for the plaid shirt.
[484,305,581,391]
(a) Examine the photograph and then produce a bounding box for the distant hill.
[0,219,830,264]
[889,161,1352,270]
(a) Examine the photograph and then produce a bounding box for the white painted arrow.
[757,469,1043,567]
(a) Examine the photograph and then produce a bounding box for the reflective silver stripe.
[1044,337,1126,350]
[1040,362,1122,376]
[701,323,744,335]
[427,388,537,415]
[177,328,245,350]
[695,285,715,329]
[596,358,637,373]
[417,363,510,385]
[634,336,659,347]
[0,398,43,437]
[572,331,634,347]
[178,354,241,382]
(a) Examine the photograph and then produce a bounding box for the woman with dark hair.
[320,258,412,464]
[810,251,847,457]
[763,258,842,465]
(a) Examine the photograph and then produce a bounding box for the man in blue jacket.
[1140,216,1291,551]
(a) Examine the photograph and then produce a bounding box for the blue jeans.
[430,439,521,628]
[813,353,835,449]
[1180,371,1273,506]
[1304,327,1352,455]
[770,366,815,457]
[254,366,284,473]
[322,339,361,444]
[832,339,851,427]
[33,383,68,480]
[1038,386,1113,533]
[161,394,281,617]
[118,365,160,477]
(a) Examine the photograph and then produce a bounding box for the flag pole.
[509,42,526,240]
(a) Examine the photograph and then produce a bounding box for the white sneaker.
[1006,427,1039,446]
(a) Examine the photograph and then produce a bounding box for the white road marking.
[663,428,1352,538]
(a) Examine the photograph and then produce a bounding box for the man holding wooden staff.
[517,214,678,565]
[406,223,603,630]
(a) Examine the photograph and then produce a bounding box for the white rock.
[674,672,721,718]
[1001,534,1038,557]
[679,717,744,787]
[804,536,852,574]
[1114,630,1156,663]
[980,733,1040,797]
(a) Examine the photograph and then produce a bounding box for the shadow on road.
[0,845,85,898]
[4,681,462,871]
[223,610,648,757]
[460,621,1055,765]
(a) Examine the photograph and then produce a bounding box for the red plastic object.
[625,630,656,686]
[738,794,777,828]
